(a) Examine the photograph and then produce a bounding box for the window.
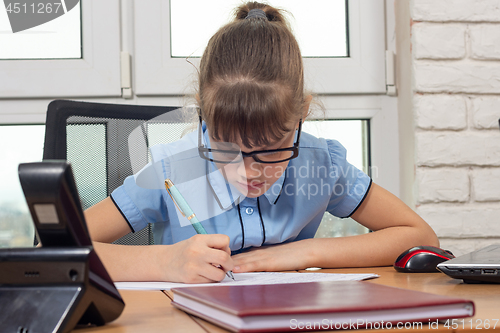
[134,0,386,95]
[170,0,348,58]
[303,120,369,173]
[303,119,371,238]
[0,2,81,59]
[0,1,121,98]
[0,125,45,247]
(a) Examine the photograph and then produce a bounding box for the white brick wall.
[417,205,500,256]
[416,168,469,203]
[470,25,500,60]
[418,205,500,238]
[471,168,500,201]
[412,0,500,22]
[411,0,500,255]
[416,132,500,166]
[414,94,466,130]
[413,24,466,60]
[414,63,500,93]
[470,97,500,129]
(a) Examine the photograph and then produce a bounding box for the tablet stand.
[0,161,125,332]
[0,246,124,333]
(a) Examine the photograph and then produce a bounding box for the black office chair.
[43,100,193,245]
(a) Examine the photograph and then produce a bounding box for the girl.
[85,2,439,283]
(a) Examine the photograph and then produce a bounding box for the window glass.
[0,125,44,247]
[303,119,370,238]
[303,120,368,173]
[170,0,347,58]
[0,1,81,59]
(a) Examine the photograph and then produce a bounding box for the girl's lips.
[238,181,265,190]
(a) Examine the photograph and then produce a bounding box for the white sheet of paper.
[114,272,379,290]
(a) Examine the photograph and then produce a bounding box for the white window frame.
[0,1,121,98]
[313,95,400,197]
[134,0,386,96]
[0,0,400,197]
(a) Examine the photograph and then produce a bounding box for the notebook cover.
[171,281,475,332]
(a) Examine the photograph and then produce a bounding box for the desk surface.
[76,267,500,333]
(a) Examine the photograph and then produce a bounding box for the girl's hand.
[162,234,234,283]
[231,240,314,273]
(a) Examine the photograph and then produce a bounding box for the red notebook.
[171,281,474,332]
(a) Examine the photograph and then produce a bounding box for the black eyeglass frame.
[197,116,302,164]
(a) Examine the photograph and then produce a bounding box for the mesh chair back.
[43,100,193,245]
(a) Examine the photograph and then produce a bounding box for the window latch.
[386,50,397,96]
[121,52,133,99]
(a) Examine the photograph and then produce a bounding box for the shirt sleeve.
[110,174,169,233]
[325,139,372,218]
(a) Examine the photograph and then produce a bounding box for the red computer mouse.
[394,245,455,273]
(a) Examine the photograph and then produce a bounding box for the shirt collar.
[262,168,286,205]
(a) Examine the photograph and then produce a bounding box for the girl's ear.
[302,95,313,122]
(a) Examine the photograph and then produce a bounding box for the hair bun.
[235,2,286,24]
[245,8,267,20]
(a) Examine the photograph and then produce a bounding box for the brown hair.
[198,1,306,148]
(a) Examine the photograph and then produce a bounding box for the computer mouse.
[394,246,455,273]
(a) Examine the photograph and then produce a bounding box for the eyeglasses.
[198,116,301,164]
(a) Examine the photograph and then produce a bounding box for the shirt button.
[245,207,254,215]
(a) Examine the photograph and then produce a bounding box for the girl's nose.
[237,156,262,179]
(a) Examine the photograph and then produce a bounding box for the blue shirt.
[111,126,371,252]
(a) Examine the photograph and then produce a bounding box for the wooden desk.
[315,267,500,332]
[76,290,205,333]
[75,267,500,332]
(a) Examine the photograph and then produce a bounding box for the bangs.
[201,80,299,148]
